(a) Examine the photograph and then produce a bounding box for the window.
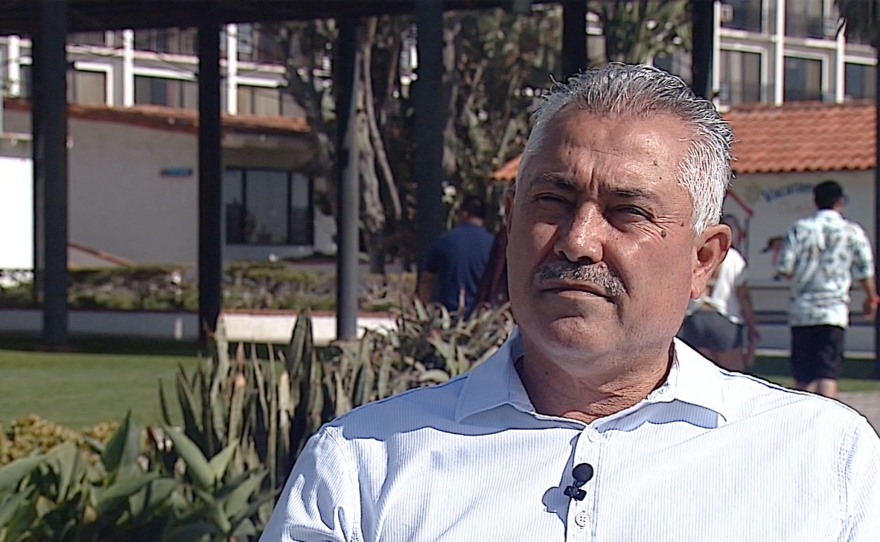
[236,85,300,117]
[785,0,829,39]
[845,63,877,100]
[134,75,197,109]
[19,65,104,105]
[67,70,106,105]
[237,24,287,63]
[719,50,763,106]
[224,168,313,246]
[784,56,823,101]
[68,32,106,46]
[133,28,197,55]
[721,0,763,33]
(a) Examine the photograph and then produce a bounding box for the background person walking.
[417,194,495,314]
[776,180,878,398]
[677,246,760,371]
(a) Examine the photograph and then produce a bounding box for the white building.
[0,26,343,268]
[712,0,875,108]
[0,100,337,268]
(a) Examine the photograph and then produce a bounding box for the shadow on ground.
[0,333,202,357]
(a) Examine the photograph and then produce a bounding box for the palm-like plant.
[836,0,878,45]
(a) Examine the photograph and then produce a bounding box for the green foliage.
[0,265,417,314]
[0,416,118,467]
[593,0,691,64]
[0,412,273,542]
[157,298,513,532]
[0,413,170,542]
[0,294,513,540]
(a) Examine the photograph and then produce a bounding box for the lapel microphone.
[563,463,594,501]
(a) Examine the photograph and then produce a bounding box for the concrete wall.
[724,169,875,315]
[0,149,33,269]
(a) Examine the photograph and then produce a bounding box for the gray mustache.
[535,260,626,297]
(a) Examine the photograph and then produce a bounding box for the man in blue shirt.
[417,195,494,313]
[261,65,880,541]
[777,180,877,398]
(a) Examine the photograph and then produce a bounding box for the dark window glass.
[238,24,287,63]
[67,70,106,105]
[246,170,289,244]
[784,57,823,101]
[225,168,313,246]
[719,50,763,106]
[68,32,106,46]
[133,28,197,55]
[785,0,830,39]
[289,173,312,245]
[224,170,246,244]
[20,64,32,99]
[845,63,877,100]
[721,0,763,32]
[237,85,295,116]
[134,75,198,109]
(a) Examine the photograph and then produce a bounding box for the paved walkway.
[838,391,880,434]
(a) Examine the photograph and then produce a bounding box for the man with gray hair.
[261,64,880,541]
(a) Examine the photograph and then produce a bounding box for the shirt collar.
[816,209,842,219]
[455,328,728,423]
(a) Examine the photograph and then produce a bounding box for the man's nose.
[553,204,605,264]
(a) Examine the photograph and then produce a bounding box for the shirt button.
[587,429,602,443]
[575,511,590,527]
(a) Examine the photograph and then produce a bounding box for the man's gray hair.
[518,63,733,235]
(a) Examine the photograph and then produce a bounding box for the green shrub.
[0,265,418,313]
[0,297,513,540]
[0,416,118,467]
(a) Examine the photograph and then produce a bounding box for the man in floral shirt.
[777,180,877,398]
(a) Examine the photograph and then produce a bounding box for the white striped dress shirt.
[261,329,880,541]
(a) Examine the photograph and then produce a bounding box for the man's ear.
[691,223,732,299]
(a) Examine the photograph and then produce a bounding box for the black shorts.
[790,325,845,382]
[677,309,743,351]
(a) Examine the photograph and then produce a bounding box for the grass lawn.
[0,335,201,430]
[1,334,879,431]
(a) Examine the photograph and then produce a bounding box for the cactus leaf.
[163,426,215,490]
[208,443,238,481]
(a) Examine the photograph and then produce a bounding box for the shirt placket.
[564,425,605,542]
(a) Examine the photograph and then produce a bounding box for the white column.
[122,29,134,107]
[226,24,238,115]
[8,36,21,97]
[712,0,722,108]
[774,0,785,105]
[835,22,846,102]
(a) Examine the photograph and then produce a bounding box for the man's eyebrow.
[533,173,577,191]
[611,187,657,199]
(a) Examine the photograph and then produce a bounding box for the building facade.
[0,25,339,267]
[713,0,876,109]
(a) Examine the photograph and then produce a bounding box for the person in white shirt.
[261,64,880,541]
[677,246,760,371]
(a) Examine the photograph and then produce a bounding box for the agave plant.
[0,413,173,542]
[156,300,514,535]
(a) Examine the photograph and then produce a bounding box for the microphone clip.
[563,463,594,501]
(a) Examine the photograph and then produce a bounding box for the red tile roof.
[4,99,310,136]
[491,100,876,180]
